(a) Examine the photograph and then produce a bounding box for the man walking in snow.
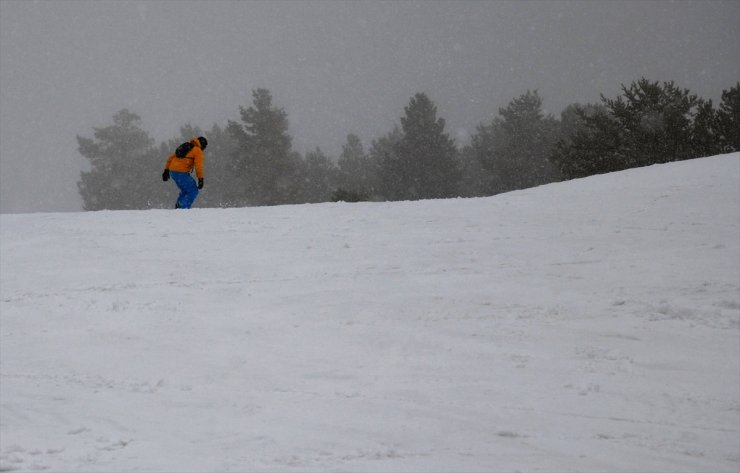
[162,136,207,209]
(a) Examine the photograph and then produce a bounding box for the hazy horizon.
[1,0,738,213]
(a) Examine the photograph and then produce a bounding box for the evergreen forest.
[77,79,740,210]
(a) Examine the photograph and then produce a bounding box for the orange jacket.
[165,138,205,179]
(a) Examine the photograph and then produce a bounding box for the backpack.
[175,141,194,158]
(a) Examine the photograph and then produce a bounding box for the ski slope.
[1,153,739,472]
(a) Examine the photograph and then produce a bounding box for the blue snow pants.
[170,171,199,209]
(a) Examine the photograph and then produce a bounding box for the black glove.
[162,169,170,181]
[198,178,204,189]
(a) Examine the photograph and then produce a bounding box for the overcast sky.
[1,0,738,213]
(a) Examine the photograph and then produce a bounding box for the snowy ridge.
[1,153,739,472]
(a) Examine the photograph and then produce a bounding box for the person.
[162,136,207,209]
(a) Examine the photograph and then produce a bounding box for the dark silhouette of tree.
[472,90,561,193]
[378,93,460,200]
[369,126,403,201]
[337,134,377,199]
[715,83,740,153]
[552,79,721,180]
[550,103,626,179]
[77,109,163,210]
[298,147,338,203]
[227,89,298,206]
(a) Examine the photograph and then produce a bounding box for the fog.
[1,0,738,213]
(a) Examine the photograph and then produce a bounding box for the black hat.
[197,136,208,150]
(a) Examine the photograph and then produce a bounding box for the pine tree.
[473,91,560,193]
[379,93,460,201]
[370,126,403,201]
[298,147,338,203]
[457,144,492,197]
[550,103,625,179]
[77,109,161,210]
[602,79,700,166]
[227,89,297,206]
[690,100,721,158]
[552,79,720,180]
[715,83,740,153]
[337,134,377,199]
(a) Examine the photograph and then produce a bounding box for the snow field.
[1,153,739,471]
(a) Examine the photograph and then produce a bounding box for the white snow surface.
[1,153,739,472]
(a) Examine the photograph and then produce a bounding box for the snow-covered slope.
[1,154,739,472]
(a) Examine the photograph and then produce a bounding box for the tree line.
[77,78,739,210]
